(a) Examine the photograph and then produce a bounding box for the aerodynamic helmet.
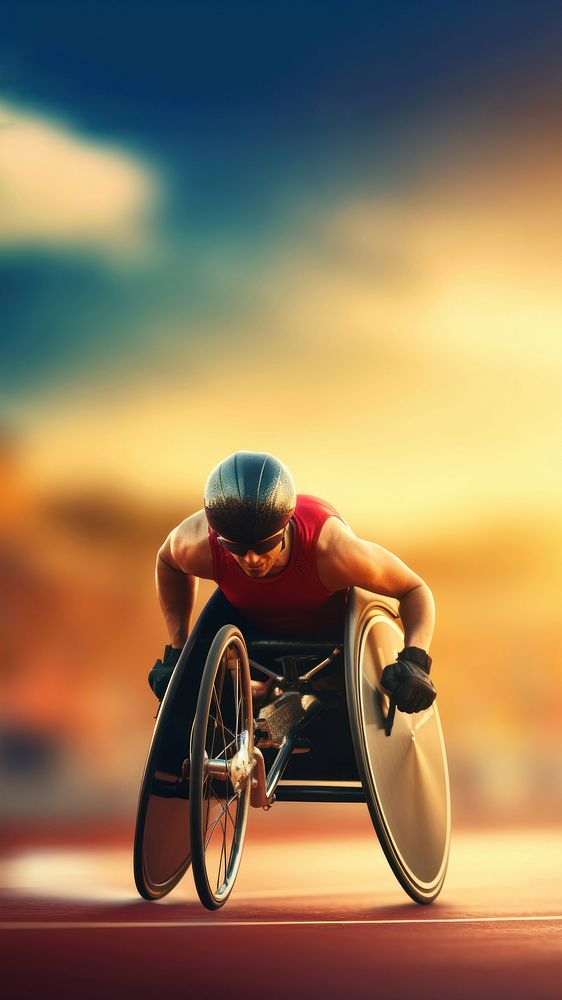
[203,451,296,544]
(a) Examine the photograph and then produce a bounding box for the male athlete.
[149,451,436,716]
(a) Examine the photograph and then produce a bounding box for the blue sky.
[1,1,561,404]
[1,1,561,532]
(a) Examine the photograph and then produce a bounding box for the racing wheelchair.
[134,588,450,910]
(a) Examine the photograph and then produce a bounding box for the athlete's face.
[223,528,288,578]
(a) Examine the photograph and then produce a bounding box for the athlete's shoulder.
[163,509,213,578]
[294,495,348,560]
[296,494,342,518]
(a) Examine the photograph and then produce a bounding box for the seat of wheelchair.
[246,633,364,799]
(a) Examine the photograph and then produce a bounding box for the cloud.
[0,101,159,255]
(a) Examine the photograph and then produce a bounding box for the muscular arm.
[316,520,435,651]
[155,509,214,648]
[156,549,199,648]
[395,581,435,651]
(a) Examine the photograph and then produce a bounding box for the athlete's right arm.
[155,509,213,648]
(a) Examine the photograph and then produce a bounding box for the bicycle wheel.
[189,625,254,910]
[133,645,200,900]
[345,588,451,904]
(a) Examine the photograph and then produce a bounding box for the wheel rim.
[192,631,252,906]
[134,667,195,900]
[357,614,451,895]
[344,588,451,903]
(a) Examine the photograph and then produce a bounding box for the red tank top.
[208,494,348,638]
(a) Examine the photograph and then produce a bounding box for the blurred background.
[1,0,561,837]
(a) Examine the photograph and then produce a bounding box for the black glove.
[148,644,183,700]
[380,647,436,735]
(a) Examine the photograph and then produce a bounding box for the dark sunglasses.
[217,528,286,557]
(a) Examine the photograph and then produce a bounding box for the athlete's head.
[204,451,296,577]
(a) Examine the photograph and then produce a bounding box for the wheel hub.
[202,731,253,795]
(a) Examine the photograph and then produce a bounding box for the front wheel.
[189,625,254,910]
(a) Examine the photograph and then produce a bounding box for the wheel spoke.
[204,801,226,850]
[203,776,213,835]
[212,683,235,750]
[210,681,223,759]
[234,660,240,738]
[207,715,237,756]
[209,664,226,757]
[217,812,227,892]
[204,787,237,849]
[225,798,237,832]
[209,715,236,757]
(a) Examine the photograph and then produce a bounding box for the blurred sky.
[1,2,562,826]
[2,0,561,534]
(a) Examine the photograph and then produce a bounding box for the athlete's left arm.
[316,519,435,651]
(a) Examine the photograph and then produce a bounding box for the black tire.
[133,645,200,900]
[345,588,451,904]
[189,626,254,910]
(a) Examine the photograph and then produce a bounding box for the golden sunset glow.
[19,128,562,540]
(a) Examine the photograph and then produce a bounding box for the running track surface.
[1,806,561,1000]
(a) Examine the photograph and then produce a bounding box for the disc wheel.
[345,588,451,904]
[189,626,254,910]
